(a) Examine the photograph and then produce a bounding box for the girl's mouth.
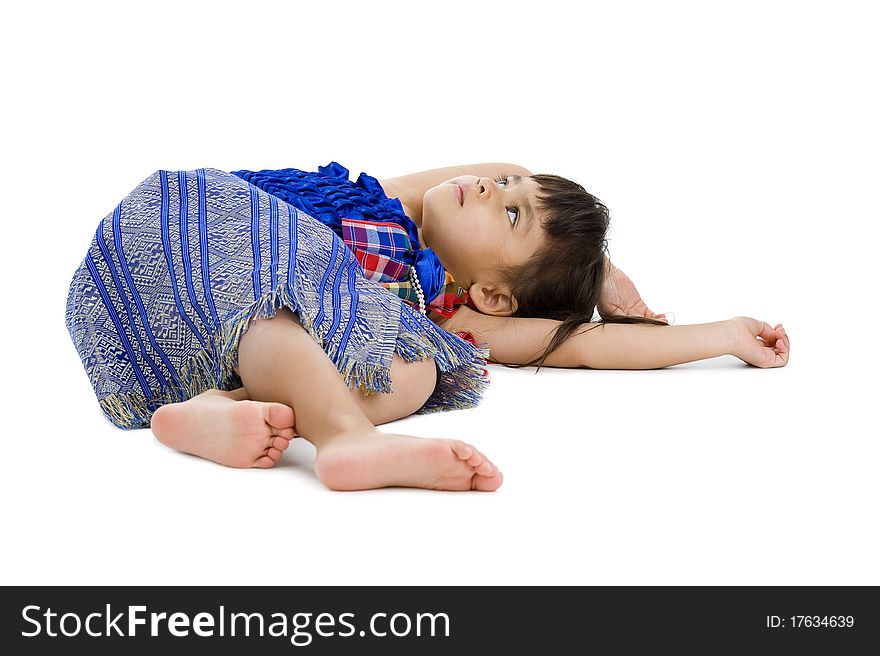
[454,184,465,205]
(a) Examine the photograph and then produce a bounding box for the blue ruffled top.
[229,162,446,306]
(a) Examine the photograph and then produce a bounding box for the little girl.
[64,162,789,492]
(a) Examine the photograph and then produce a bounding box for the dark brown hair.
[493,173,668,371]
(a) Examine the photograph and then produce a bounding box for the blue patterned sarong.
[64,168,490,430]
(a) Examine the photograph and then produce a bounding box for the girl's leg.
[234,307,502,491]
[151,336,442,468]
[231,354,439,426]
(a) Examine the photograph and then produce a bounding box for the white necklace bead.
[409,266,426,314]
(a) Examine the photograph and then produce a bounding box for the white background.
[1,0,877,585]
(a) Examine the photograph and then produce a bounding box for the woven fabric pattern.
[64,168,490,430]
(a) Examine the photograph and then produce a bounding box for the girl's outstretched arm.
[567,317,788,369]
[439,308,789,369]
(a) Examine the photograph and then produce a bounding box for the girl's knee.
[235,307,304,376]
[391,355,437,417]
[355,355,438,424]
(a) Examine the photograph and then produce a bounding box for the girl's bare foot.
[314,431,504,492]
[150,388,297,468]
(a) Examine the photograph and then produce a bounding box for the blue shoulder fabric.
[230,162,446,304]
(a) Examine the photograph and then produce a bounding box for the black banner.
[1,586,876,653]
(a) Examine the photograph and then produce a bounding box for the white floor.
[2,1,877,586]
[7,317,876,585]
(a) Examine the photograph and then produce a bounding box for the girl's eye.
[494,175,520,227]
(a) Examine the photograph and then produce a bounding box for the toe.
[254,455,275,469]
[474,459,496,476]
[464,445,486,468]
[276,427,296,439]
[272,436,291,451]
[473,470,503,491]
[267,447,283,461]
[265,402,296,430]
[450,439,473,461]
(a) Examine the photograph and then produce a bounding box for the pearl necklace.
[408,266,426,314]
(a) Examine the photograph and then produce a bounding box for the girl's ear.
[468,283,518,316]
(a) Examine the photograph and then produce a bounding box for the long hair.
[492,173,668,371]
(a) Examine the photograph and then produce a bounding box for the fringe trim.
[393,308,492,415]
[97,280,490,429]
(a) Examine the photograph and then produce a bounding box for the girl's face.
[421,174,546,315]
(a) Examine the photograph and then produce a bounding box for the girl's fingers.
[774,325,790,354]
[739,318,788,366]
[743,318,778,345]
[775,330,789,354]
[770,328,788,365]
[775,340,788,365]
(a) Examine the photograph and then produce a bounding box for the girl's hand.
[729,316,790,368]
[599,261,670,323]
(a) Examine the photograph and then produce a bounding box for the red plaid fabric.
[342,217,411,283]
[340,216,473,318]
[339,214,487,370]
[426,271,475,318]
